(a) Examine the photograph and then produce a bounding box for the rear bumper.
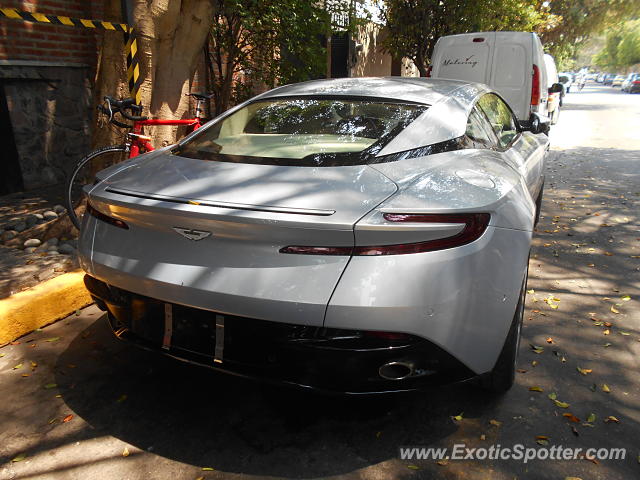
[85,275,476,394]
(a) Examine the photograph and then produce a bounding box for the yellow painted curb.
[0,271,92,345]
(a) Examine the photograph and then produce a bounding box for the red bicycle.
[66,93,211,229]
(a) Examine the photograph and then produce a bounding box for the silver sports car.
[79,77,547,394]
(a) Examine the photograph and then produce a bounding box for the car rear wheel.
[477,265,527,393]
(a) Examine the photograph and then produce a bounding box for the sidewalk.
[0,185,91,345]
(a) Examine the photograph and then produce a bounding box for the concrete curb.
[0,270,92,345]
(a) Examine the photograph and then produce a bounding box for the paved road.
[1,83,639,480]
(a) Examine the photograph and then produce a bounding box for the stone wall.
[0,62,92,190]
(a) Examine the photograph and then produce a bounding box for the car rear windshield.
[173,97,427,166]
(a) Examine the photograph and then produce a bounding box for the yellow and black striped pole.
[0,7,141,104]
[124,28,142,105]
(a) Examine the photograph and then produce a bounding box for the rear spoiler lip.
[103,186,336,216]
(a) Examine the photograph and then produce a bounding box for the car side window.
[465,106,499,149]
[478,94,519,149]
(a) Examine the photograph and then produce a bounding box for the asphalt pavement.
[1,83,639,480]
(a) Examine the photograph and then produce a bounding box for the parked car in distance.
[596,73,606,83]
[612,75,625,87]
[621,73,640,93]
[79,77,548,394]
[544,54,561,124]
[430,31,562,130]
[558,73,574,94]
[603,74,616,85]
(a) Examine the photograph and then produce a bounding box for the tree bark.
[94,0,214,147]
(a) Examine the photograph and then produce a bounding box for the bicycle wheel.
[66,144,129,230]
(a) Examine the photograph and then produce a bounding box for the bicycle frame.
[129,117,202,157]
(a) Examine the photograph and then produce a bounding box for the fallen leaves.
[536,435,549,446]
[562,413,581,423]
[544,296,560,309]
[62,414,73,423]
[45,337,60,343]
[12,363,23,370]
[529,386,544,392]
[11,453,27,462]
[452,412,464,421]
[610,306,620,314]
[586,413,596,423]
[530,344,545,354]
[489,419,502,427]
[576,367,592,376]
[604,416,620,424]
[122,447,130,457]
[602,384,611,393]
[43,383,57,390]
[554,400,570,409]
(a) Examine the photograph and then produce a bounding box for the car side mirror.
[548,83,563,94]
[520,113,550,135]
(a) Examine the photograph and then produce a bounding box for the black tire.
[66,145,128,230]
[477,266,528,393]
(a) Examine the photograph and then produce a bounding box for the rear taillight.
[531,65,541,105]
[87,202,129,229]
[473,37,485,43]
[280,213,490,256]
[364,331,411,340]
[633,81,640,85]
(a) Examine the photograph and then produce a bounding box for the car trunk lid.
[82,152,397,326]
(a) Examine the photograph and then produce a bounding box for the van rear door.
[488,32,532,121]
[431,32,495,85]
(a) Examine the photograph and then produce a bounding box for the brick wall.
[0,0,105,65]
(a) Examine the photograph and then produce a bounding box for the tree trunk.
[94,0,214,147]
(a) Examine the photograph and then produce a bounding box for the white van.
[430,31,562,129]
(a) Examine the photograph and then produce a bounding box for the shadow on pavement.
[48,315,504,478]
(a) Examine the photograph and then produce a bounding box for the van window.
[465,106,498,148]
[478,94,519,148]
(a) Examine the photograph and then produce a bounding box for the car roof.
[256,77,486,107]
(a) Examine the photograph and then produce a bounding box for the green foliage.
[207,0,343,114]
[593,20,640,70]
[540,0,640,68]
[377,0,543,76]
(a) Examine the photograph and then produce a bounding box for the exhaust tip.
[379,361,414,381]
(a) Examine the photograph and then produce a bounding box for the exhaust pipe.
[379,361,415,381]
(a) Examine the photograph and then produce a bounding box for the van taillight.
[425,66,432,78]
[473,37,484,42]
[531,65,541,105]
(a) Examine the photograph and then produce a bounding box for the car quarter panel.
[369,149,536,232]
[325,224,531,374]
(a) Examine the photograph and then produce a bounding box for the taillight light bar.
[87,202,129,229]
[280,213,490,256]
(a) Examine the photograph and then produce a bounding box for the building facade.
[0,0,104,194]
